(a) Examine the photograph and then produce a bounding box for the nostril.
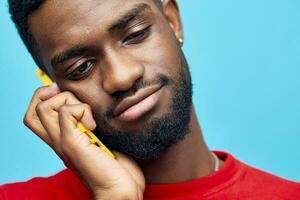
[131,77,143,91]
[111,77,144,101]
[112,82,142,101]
[102,60,145,95]
[112,89,134,101]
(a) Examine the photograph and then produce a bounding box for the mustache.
[104,73,170,119]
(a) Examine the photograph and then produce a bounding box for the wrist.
[94,187,143,200]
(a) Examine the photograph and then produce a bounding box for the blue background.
[1,0,299,184]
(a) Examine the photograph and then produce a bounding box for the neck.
[139,105,216,184]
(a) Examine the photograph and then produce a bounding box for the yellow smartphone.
[36,68,115,159]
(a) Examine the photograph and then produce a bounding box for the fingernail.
[50,82,57,87]
[49,83,60,92]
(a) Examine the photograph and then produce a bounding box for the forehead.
[28,0,160,56]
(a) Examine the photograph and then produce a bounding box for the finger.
[36,91,82,151]
[57,104,120,188]
[58,103,97,154]
[58,104,109,163]
[24,84,60,145]
[39,83,61,101]
[58,103,96,135]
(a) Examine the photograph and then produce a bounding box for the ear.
[162,0,184,46]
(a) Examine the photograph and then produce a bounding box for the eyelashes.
[66,59,94,80]
[123,25,152,45]
[66,25,152,81]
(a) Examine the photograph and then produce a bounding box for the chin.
[109,107,171,133]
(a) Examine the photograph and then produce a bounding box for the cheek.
[136,29,182,78]
[144,47,182,82]
[60,81,112,114]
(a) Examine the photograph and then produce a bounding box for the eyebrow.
[108,3,151,33]
[51,45,89,67]
[51,3,151,67]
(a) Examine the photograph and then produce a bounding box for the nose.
[102,49,145,95]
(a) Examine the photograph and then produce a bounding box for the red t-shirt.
[1,151,299,199]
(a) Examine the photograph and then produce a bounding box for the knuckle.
[62,91,74,98]
[58,105,69,113]
[23,113,37,131]
[33,86,47,97]
[23,113,31,127]
[82,103,91,110]
[35,101,46,114]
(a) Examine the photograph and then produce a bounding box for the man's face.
[29,0,193,160]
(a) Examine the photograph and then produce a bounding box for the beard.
[94,51,193,161]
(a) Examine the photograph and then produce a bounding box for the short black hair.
[8,0,163,70]
[8,0,45,69]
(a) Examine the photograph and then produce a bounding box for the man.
[1,0,299,199]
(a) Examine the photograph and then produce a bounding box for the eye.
[67,59,94,81]
[123,25,152,45]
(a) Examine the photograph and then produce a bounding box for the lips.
[113,84,163,120]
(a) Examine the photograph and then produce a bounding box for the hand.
[23,84,145,200]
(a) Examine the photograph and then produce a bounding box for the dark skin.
[25,0,222,199]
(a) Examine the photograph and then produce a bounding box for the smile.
[113,84,163,122]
